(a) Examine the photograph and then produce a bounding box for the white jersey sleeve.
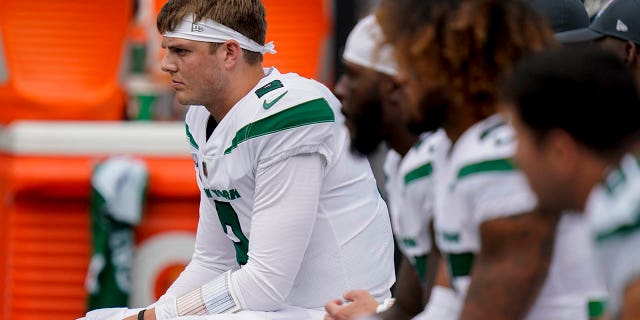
[388,130,448,282]
[157,170,239,303]
[586,154,640,317]
[453,118,537,225]
[230,153,325,310]
[435,115,537,256]
[434,115,607,319]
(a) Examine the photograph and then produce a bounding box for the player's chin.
[174,92,194,106]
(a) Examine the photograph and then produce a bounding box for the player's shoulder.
[400,130,448,185]
[409,129,449,159]
[452,114,519,182]
[222,69,340,161]
[588,154,640,240]
[250,68,339,121]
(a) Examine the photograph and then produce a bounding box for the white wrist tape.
[176,288,207,315]
[163,14,276,54]
[160,271,240,318]
[375,298,396,314]
[201,271,241,314]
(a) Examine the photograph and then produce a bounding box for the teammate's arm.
[380,255,426,319]
[458,211,559,320]
[421,220,441,304]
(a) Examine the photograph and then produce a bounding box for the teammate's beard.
[407,90,448,135]
[348,99,385,156]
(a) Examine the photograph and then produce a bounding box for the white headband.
[163,14,276,54]
[343,15,397,76]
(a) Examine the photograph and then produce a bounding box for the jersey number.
[214,200,249,265]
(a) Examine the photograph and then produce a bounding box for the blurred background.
[0,0,608,319]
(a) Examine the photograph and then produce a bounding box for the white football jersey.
[586,154,640,316]
[433,114,607,319]
[384,130,449,283]
[176,68,395,310]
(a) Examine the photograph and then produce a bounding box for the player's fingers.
[324,299,343,315]
[343,289,367,301]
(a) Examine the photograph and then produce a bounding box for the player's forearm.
[379,305,414,320]
[458,212,558,320]
[380,255,424,320]
[458,253,548,319]
[421,221,441,303]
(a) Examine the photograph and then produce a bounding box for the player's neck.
[387,128,419,157]
[442,109,483,145]
[206,64,266,122]
[574,153,611,212]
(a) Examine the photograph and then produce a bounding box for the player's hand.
[324,289,378,320]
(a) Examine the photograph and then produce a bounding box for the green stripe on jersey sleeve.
[224,98,335,154]
[596,207,640,242]
[185,123,199,150]
[404,162,433,185]
[588,300,606,318]
[457,158,516,180]
[446,252,475,277]
[255,80,284,98]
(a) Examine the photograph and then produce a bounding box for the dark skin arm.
[381,220,442,319]
[458,210,559,320]
[421,220,442,304]
[379,255,425,319]
[324,254,426,320]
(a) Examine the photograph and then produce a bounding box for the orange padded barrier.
[262,0,333,80]
[0,1,133,123]
[0,154,199,320]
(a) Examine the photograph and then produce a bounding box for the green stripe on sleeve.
[588,300,606,318]
[596,207,640,242]
[414,254,428,284]
[185,123,199,150]
[255,80,284,98]
[404,162,433,185]
[446,252,475,277]
[224,98,334,154]
[457,158,516,180]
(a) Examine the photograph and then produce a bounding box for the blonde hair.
[157,0,267,64]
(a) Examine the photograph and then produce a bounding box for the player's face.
[335,61,385,155]
[161,37,225,107]
[396,67,446,134]
[593,37,628,61]
[507,108,566,214]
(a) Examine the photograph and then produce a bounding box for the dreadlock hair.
[378,0,557,120]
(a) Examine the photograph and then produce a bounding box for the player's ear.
[545,129,580,176]
[625,41,639,65]
[223,40,242,68]
[379,74,397,95]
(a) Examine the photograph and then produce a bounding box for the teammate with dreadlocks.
[376,0,607,319]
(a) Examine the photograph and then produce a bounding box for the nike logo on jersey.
[263,91,288,110]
